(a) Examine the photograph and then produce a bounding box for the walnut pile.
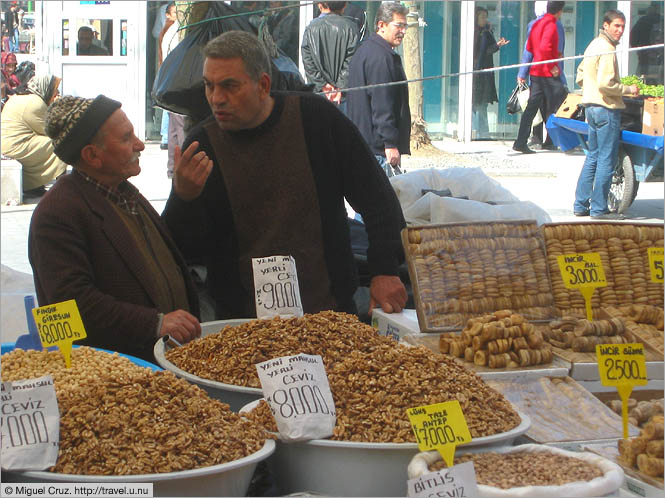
[244,342,521,442]
[1,347,270,475]
[166,311,395,387]
[429,451,604,488]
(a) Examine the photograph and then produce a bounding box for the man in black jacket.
[347,2,410,177]
[301,2,358,112]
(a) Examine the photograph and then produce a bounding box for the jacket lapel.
[73,173,159,305]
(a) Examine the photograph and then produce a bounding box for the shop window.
[63,19,113,56]
[629,1,663,85]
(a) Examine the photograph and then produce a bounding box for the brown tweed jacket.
[28,171,200,361]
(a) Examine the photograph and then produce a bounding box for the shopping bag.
[506,82,529,114]
[516,84,530,112]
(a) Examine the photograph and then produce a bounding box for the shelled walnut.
[245,343,521,443]
[1,347,269,476]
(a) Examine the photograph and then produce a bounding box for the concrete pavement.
[2,140,663,343]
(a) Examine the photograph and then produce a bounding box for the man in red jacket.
[513,1,566,154]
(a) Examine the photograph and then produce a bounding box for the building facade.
[10,1,662,142]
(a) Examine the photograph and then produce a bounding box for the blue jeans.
[574,106,621,216]
[9,28,19,52]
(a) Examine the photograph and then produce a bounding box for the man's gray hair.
[374,2,408,31]
[203,30,272,81]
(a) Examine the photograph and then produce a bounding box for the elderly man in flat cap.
[28,95,202,361]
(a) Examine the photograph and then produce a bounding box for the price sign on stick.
[407,401,472,467]
[557,253,607,321]
[597,343,648,439]
[648,248,664,284]
[31,300,86,368]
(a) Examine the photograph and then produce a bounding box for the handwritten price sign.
[597,343,648,439]
[31,300,86,368]
[407,401,472,467]
[648,248,664,284]
[557,253,607,321]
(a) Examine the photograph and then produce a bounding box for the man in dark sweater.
[346,2,410,177]
[163,30,407,320]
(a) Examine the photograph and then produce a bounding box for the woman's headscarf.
[27,74,60,104]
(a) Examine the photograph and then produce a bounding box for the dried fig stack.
[619,415,664,477]
[440,310,551,368]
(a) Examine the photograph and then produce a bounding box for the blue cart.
[547,115,664,213]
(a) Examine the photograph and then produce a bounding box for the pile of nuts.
[619,415,664,477]
[1,347,269,475]
[166,311,395,387]
[429,451,604,488]
[439,310,552,368]
[543,223,664,314]
[244,342,521,442]
[404,221,554,329]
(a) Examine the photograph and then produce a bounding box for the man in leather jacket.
[301,2,359,111]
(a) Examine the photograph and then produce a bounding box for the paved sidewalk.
[2,140,662,342]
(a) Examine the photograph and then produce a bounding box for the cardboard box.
[555,93,583,118]
[642,98,664,136]
[371,309,420,341]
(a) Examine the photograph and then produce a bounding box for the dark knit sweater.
[162,91,406,319]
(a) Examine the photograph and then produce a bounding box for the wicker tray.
[401,220,556,332]
[542,222,664,315]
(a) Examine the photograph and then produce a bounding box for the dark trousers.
[514,76,566,147]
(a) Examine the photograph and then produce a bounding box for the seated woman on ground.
[1,73,67,200]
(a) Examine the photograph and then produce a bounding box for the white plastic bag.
[390,168,551,226]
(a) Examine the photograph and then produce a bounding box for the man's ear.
[258,72,272,97]
[80,143,103,170]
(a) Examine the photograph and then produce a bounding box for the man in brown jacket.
[28,95,201,361]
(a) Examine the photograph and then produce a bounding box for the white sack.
[390,168,551,226]
[408,443,624,498]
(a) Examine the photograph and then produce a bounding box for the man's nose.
[135,138,145,151]
[211,87,228,106]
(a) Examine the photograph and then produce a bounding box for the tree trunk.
[402,1,432,151]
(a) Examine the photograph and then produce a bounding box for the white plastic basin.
[2,439,275,497]
[241,399,531,496]
[153,319,263,411]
